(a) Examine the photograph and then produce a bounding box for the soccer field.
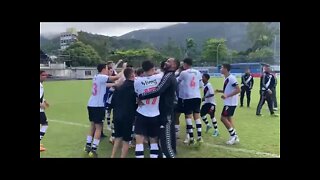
[40,77,280,158]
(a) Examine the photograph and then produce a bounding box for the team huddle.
[40,57,278,158]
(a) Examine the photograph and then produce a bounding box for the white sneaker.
[226,136,240,145]
[183,134,190,144]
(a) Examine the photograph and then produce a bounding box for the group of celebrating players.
[40,57,278,158]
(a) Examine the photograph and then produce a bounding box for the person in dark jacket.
[240,69,254,107]
[256,64,279,117]
[110,68,137,158]
[138,58,180,158]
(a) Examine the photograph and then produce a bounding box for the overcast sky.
[40,22,185,38]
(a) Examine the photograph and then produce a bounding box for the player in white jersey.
[200,73,219,136]
[215,64,241,145]
[104,60,123,141]
[134,60,162,158]
[40,70,49,152]
[85,63,126,158]
[177,58,203,145]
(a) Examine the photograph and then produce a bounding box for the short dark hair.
[222,64,231,72]
[40,70,45,75]
[203,73,210,80]
[136,68,144,76]
[183,58,192,66]
[97,64,107,72]
[264,64,270,68]
[127,64,133,68]
[124,68,134,79]
[142,60,154,72]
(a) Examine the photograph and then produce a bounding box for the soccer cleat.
[273,108,278,111]
[189,139,196,146]
[271,113,279,117]
[84,146,91,153]
[236,136,240,143]
[40,146,46,152]
[196,137,204,145]
[256,114,264,117]
[206,125,212,133]
[212,129,220,137]
[183,134,190,144]
[226,136,240,145]
[88,151,98,158]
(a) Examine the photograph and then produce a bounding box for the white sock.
[86,136,93,144]
[135,144,144,158]
[40,125,48,140]
[40,125,48,133]
[195,119,202,138]
[150,143,159,158]
[212,117,218,129]
[186,118,193,140]
[92,139,100,149]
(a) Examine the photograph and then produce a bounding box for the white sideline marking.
[203,142,280,158]
[48,119,280,158]
[48,119,89,128]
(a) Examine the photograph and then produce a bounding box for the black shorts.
[183,98,201,115]
[40,112,48,125]
[221,105,237,117]
[87,107,105,124]
[134,113,160,138]
[200,103,216,117]
[175,98,185,113]
[114,118,134,142]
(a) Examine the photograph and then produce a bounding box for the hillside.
[40,31,154,60]
[120,22,279,51]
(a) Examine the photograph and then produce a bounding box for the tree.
[201,38,228,66]
[185,38,199,59]
[63,41,102,66]
[247,23,275,51]
[248,47,274,64]
[108,48,166,67]
[160,37,183,60]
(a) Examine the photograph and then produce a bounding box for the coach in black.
[271,72,278,111]
[111,68,137,158]
[256,64,279,117]
[240,69,254,107]
[138,58,180,158]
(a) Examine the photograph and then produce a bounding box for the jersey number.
[144,87,158,105]
[92,83,98,96]
[190,76,196,88]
